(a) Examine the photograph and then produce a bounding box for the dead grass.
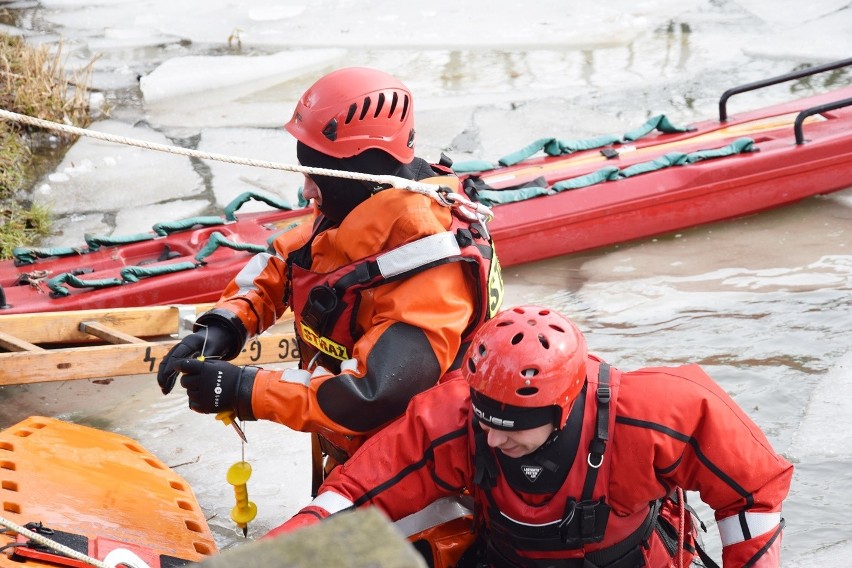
[0,34,92,127]
[0,200,51,260]
[0,32,94,259]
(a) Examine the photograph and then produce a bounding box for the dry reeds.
[0,34,92,127]
[0,32,95,258]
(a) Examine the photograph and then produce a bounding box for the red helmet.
[285,67,416,162]
[463,305,587,428]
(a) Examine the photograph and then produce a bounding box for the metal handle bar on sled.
[718,57,852,122]
[794,97,852,145]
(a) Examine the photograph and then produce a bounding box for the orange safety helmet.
[463,305,588,429]
[285,67,416,163]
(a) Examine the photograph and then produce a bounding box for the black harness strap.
[580,362,611,500]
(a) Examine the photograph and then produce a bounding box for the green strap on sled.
[27,190,293,296]
[195,231,267,263]
[552,166,622,191]
[152,216,226,236]
[45,229,274,296]
[472,137,755,207]
[223,191,292,221]
[84,232,156,250]
[621,115,693,142]
[45,227,274,296]
[12,246,85,264]
[617,137,755,178]
[13,190,292,265]
[46,262,199,296]
[451,114,695,172]
[474,185,552,207]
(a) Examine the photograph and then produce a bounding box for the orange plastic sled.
[0,416,217,567]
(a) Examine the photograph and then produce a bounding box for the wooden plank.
[0,304,295,345]
[0,303,216,344]
[0,328,301,385]
[79,321,147,344]
[0,330,45,352]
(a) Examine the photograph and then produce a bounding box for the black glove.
[175,358,257,418]
[157,323,236,395]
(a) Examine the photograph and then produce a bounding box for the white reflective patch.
[394,495,474,538]
[376,232,460,278]
[280,368,311,386]
[234,252,275,295]
[310,365,332,379]
[340,358,360,373]
[718,511,781,546]
[311,490,354,514]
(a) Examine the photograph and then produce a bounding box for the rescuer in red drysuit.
[267,305,792,568]
[155,67,503,490]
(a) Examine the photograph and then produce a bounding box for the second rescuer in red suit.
[269,305,792,568]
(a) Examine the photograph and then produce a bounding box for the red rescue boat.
[1,61,851,314]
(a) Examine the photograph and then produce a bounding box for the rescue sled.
[0,416,217,567]
[1,59,851,314]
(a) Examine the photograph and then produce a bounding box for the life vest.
[470,361,659,568]
[285,209,503,374]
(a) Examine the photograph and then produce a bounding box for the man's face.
[302,175,322,206]
[479,421,555,458]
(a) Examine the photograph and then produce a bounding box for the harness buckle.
[557,498,611,546]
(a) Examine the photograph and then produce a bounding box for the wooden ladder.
[0,304,299,385]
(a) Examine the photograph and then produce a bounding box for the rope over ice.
[0,109,493,224]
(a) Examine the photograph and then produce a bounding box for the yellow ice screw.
[226,461,258,537]
[216,410,248,443]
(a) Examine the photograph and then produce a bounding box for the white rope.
[0,109,493,224]
[0,515,105,568]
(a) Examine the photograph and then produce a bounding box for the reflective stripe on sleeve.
[311,491,355,515]
[376,232,460,278]
[394,495,473,537]
[280,368,311,386]
[234,252,275,295]
[718,511,781,546]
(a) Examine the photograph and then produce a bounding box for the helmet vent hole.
[467,358,477,374]
[496,321,512,328]
[521,368,538,378]
[538,334,550,349]
[477,344,487,357]
[359,97,371,120]
[401,94,410,122]
[550,324,565,333]
[345,103,357,124]
[516,387,538,397]
[510,332,524,345]
[374,93,386,118]
[389,92,399,117]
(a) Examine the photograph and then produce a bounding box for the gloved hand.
[174,358,257,417]
[157,323,235,395]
